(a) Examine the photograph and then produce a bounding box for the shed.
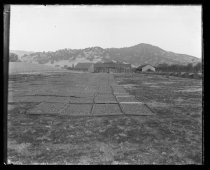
[188,73,194,78]
[180,72,188,77]
[93,61,131,73]
[75,63,94,72]
[136,64,156,72]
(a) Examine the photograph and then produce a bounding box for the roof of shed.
[136,64,155,70]
[75,63,93,69]
[94,62,131,68]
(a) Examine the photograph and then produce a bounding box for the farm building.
[74,63,94,72]
[136,64,156,72]
[74,61,132,73]
[93,61,131,73]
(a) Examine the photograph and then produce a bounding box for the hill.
[14,43,201,67]
[10,50,35,59]
[107,43,200,66]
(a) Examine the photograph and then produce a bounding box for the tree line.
[156,62,202,73]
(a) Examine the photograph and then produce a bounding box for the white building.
[136,64,156,72]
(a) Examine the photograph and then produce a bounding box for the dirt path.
[9,72,152,116]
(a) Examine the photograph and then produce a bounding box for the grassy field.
[114,73,202,163]
[9,62,62,74]
[7,72,202,164]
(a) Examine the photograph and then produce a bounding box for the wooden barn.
[136,64,156,72]
[93,61,131,73]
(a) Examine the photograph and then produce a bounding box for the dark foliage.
[156,62,202,73]
[9,53,20,62]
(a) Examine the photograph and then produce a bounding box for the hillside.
[107,43,200,66]
[10,50,35,59]
[11,43,200,68]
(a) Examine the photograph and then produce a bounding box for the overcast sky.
[10,5,202,58]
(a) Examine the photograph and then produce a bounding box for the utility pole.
[3,4,10,164]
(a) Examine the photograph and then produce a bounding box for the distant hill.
[106,43,200,66]
[10,50,35,59]
[14,43,201,68]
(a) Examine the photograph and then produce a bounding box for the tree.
[9,53,20,62]
[156,63,169,72]
[194,62,202,73]
[186,63,193,72]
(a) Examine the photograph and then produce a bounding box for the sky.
[10,5,202,58]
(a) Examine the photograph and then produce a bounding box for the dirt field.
[7,72,202,164]
[9,62,64,74]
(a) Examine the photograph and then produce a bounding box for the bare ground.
[7,72,202,164]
